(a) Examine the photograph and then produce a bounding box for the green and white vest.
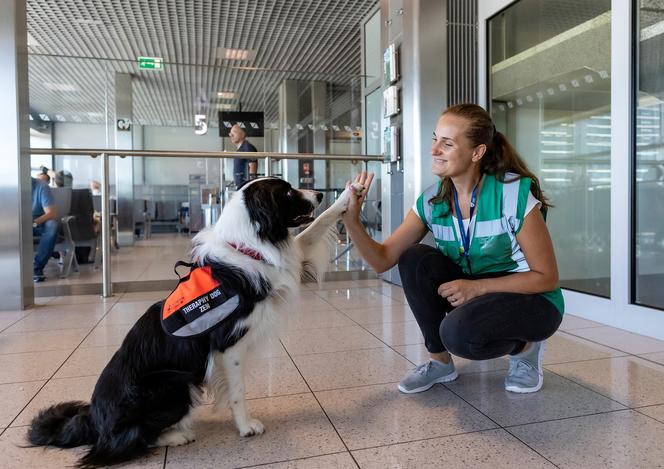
[415,172,564,314]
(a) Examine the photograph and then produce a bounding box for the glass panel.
[488,0,612,297]
[365,87,382,156]
[364,10,382,87]
[28,54,378,295]
[635,5,664,309]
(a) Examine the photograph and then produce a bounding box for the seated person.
[54,170,73,188]
[32,177,58,282]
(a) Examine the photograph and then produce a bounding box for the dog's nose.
[315,192,323,203]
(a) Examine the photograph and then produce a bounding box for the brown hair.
[429,103,551,214]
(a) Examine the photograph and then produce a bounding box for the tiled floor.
[2,280,664,468]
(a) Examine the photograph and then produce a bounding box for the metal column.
[114,72,135,247]
[0,0,32,310]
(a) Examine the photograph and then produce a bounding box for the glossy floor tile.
[508,410,664,468]
[352,429,555,469]
[315,383,497,450]
[546,355,664,407]
[568,326,664,355]
[5,280,664,468]
[165,394,346,468]
[291,347,413,391]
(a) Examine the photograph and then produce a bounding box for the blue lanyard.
[452,179,480,264]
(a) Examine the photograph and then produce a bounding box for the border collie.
[27,177,361,467]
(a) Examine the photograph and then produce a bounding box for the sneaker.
[398,359,458,394]
[504,341,545,393]
[33,273,45,283]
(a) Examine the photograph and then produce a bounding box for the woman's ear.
[472,143,487,162]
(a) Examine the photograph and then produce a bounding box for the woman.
[343,104,563,394]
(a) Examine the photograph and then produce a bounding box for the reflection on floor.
[3,280,664,467]
[38,232,370,288]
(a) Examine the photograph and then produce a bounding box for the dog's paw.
[155,429,196,447]
[239,418,265,437]
[330,183,364,215]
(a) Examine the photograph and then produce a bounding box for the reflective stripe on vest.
[415,173,531,275]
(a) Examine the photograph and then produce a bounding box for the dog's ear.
[243,184,289,245]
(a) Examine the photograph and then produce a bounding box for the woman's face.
[430,113,479,178]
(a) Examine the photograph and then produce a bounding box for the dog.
[26,177,362,467]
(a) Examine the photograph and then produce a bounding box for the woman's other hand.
[342,171,374,224]
[438,279,485,307]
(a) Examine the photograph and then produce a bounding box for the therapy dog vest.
[161,261,241,338]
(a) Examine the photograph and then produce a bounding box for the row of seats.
[49,188,101,277]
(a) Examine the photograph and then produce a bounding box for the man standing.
[229,124,257,187]
[32,177,58,282]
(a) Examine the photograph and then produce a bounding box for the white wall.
[142,126,265,186]
[53,123,107,188]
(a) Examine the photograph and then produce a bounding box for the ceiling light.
[44,82,77,92]
[74,18,105,25]
[217,103,236,111]
[216,91,236,99]
[27,32,41,47]
[217,47,255,61]
[55,114,66,122]
[39,113,50,121]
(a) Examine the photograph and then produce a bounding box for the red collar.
[227,242,264,261]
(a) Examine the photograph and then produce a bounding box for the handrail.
[29,148,383,162]
[31,148,382,298]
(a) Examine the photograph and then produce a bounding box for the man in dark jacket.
[229,124,257,187]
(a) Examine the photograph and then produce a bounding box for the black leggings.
[397,244,562,360]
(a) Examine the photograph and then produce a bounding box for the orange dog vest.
[161,261,240,338]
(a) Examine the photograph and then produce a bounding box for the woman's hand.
[438,279,485,307]
[341,171,374,224]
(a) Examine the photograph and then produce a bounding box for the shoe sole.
[397,370,458,394]
[505,342,545,394]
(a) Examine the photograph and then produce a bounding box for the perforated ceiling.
[27,0,377,127]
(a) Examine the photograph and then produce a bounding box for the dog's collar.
[227,242,265,262]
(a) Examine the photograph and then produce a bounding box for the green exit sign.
[138,56,164,70]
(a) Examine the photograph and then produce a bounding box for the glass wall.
[635,4,664,309]
[488,0,612,297]
[28,55,378,295]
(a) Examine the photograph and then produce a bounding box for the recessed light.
[217,103,236,111]
[44,82,77,92]
[216,91,236,99]
[74,18,105,25]
[217,48,255,61]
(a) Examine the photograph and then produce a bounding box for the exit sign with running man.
[138,57,164,70]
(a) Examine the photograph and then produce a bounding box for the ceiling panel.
[27,0,377,127]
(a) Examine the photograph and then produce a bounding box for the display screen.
[218,111,264,137]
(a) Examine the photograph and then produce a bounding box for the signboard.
[116,118,131,131]
[138,56,164,70]
[218,111,265,137]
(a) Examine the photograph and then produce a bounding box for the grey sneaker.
[504,341,545,393]
[398,359,458,394]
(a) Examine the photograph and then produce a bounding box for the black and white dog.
[27,177,361,467]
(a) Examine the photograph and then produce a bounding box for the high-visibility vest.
[415,172,564,314]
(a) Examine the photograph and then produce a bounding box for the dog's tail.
[77,427,148,468]
[27,401,148,468]
[27,401,97,448]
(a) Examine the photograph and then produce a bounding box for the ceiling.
[26,0,378,127]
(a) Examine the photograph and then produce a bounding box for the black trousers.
[397,244,562,359]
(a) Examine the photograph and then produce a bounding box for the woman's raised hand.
[342,171,374,223]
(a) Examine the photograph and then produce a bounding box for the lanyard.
[452,178,481,270]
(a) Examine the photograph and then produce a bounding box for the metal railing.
[30,148,382,297]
